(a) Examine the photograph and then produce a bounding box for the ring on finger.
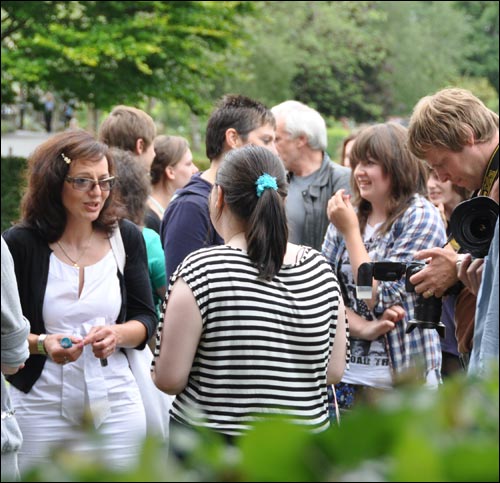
[425,289,434,297]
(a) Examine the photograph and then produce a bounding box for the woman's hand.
[327,189,359,236]
[347,306,405,341]
[43,333,85,365]
[83,325,118,361]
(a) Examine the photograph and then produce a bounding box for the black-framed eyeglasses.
[65,176,115,192]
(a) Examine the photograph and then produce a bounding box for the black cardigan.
[2,219,158,393]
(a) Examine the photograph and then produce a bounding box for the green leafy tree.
[213,1,304,106]
[452,76,499,113]
[221,1,494,122]
[2,0,495,129]
[290,1,388,121]
[222,1,388,121]
[1,156,27,232]
[1,1,253,113]
[454,0,499,94]
[377,1,471,116]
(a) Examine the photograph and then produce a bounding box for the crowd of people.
[1,87,498,479]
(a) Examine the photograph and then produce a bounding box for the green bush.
[20,367,499,482]
[1,118,17,134]
[327,125,350,164]
[1,156,27,233]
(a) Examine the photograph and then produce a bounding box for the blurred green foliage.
[2,1,497,124]
[1,156,27,233]
[327,125,350,164]
[17,367,499,482]
[1,1,254,114]
[218,1,498,120]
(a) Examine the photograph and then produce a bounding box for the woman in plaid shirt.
[322,122,446,410]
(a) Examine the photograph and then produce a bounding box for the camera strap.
[475,144,499,197]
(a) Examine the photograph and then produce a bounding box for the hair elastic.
[255,173,278,198]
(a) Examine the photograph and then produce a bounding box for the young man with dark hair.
[161,94,277,283]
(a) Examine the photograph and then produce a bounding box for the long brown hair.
[20,129,119,241]
[112,147,151,225]
[350,122,427,235]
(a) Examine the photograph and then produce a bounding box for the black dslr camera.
[357,261,445,337]
[449,196,498,258]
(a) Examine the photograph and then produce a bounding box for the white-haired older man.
[272,100,351,251]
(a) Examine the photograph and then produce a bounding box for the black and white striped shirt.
[159,245,343,436]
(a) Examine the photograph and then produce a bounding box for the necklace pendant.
[73,263,79,268]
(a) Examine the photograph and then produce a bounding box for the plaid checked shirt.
[322,194,446,384]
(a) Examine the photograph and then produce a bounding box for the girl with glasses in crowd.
[2,129,157,474]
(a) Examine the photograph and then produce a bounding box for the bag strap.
[476,144,499,197]
[110,225,126,274]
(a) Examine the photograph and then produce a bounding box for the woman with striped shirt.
[153,145,349,440]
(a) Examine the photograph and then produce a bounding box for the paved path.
[1,130,54,158]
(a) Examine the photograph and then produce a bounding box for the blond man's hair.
[408,88,498,159]
[98,105,156,152]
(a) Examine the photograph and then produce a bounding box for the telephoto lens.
[450,196,499,258]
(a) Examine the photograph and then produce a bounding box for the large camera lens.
[449,196,499,258]
[407,294,445,337]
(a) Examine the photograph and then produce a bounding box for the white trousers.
[10,353,147,475]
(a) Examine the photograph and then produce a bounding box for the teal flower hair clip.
[255,173,278,198]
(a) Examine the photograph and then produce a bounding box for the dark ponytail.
[215,145,288,280]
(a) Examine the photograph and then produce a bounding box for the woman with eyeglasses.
[2,129,157,474]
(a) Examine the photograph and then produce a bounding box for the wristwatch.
[37,334,48,355]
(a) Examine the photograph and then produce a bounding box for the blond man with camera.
[407,87,499,376]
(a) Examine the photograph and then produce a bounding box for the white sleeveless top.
[40,251,134,427]
[43,250,121,331]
